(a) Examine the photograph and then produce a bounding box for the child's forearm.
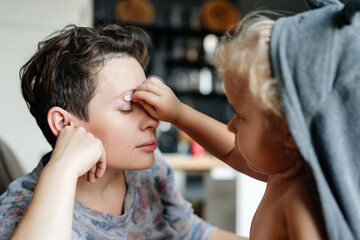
[173,103,235,160]
[11,162,77,240]
[173,103,267,181]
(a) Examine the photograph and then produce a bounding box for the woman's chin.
[127,154,155,170]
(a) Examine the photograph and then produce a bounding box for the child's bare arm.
[11,126,106,240]
[210,229,248,240]
[134,77,267,181]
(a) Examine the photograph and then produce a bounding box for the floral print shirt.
[0,149,215,239]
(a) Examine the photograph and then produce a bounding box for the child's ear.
[283,131,297,148]
[47,107,74,137]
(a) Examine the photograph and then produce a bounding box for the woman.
[0,24,243,239]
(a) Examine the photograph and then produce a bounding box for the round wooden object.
[201,0,240,32]
[115,0,155,25]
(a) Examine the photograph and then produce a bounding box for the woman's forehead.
[98,58,145,87]
[94,57,145,101]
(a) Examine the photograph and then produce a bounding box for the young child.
[133,56,325,238]
[0,24,245,240]
[134,1,360,238]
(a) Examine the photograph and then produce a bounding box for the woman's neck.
[75,168,127,215]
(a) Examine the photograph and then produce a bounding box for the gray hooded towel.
[270,0,360,239]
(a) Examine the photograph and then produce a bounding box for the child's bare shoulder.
[281,172,325,239]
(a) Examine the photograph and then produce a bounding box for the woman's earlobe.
[47,107,73,137]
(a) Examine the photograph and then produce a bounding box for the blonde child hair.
[214,12,282,118]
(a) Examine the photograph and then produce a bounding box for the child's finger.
[133,90,161,106]
[137,100,159,118]
[137,78,166,96]
[135,83,162,97]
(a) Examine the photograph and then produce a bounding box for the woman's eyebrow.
[112,89,135,101]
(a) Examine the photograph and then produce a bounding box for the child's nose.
[227,117,236,134]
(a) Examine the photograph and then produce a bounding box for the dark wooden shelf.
[94,19,225,37]
[165,58,214,69]
[173,90,226,99]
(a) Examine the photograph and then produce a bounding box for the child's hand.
[49,125,106,184]
[133,77,183,124]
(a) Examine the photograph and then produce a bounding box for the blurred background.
[0,0,307,237]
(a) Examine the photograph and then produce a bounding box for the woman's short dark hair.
[20,24,150,148]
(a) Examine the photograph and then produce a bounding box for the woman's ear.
[47,107,73,137]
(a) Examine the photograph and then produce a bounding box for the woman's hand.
[133,77,183,124]
[11,124,106,240]
[49,125,106,184]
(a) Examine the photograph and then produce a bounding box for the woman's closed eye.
[119,102,133,113]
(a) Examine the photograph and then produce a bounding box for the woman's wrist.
[13,155,77,240]
[42,158,79,185]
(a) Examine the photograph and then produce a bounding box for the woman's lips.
[136,140,157,151]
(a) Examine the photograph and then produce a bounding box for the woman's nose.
[143,114,159,130]
[135,103,159,130]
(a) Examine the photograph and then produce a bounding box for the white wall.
[236,173,266,237]
[0,0,93,173]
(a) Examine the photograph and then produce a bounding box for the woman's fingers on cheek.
[95,162,105,179]
[95,148,106,179]
[96,168,105,179]
[96,161,106,178]
[89,165,97,184]
[88,172,95,184]
[83,172,89,182]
